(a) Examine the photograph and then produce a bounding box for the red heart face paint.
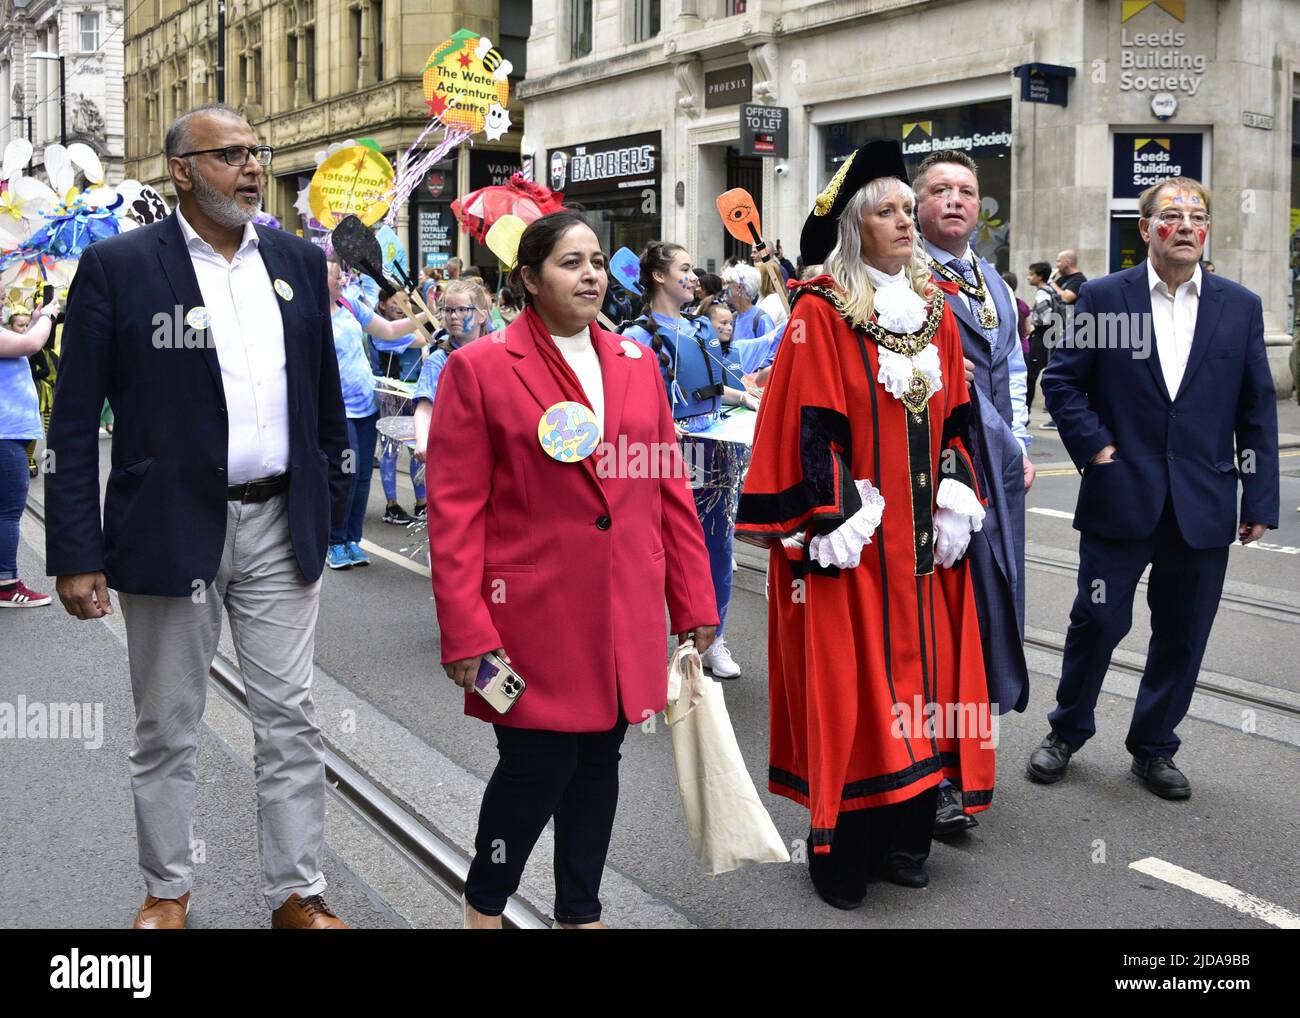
[1155,222,1176,242]
[1194,227,1207,246]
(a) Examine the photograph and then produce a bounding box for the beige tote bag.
[664,640,790,876]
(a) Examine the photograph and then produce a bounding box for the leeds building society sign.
[1115,4,1207,100]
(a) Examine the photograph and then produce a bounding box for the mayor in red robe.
[736,141,995,909]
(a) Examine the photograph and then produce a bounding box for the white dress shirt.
[1147,259,1201,400]
[176,209,290,484]
[551,330,605,435]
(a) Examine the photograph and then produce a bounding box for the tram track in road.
[732,542,1300,720]
[1022,632,1300,721]
[21,494,551,930]
[1022,549,1300,626]
[735,542,1300,626]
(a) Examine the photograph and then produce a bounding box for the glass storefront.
[409,156,458,274]
[821,100,1013,270]
[547,132,661,257]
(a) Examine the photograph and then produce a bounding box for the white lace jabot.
[863,264,942,406]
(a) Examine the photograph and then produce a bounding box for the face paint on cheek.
[1194,227,1207,246]
[1155,222,1176,242]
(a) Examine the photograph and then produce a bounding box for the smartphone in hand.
[472,651,526,714]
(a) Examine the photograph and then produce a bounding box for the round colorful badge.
[185,306,210,330]
[537,401,601,463]
[274,278,294,301]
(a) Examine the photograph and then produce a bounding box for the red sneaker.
[0,580,52,607]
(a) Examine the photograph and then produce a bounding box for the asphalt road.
[5,400,1298,929]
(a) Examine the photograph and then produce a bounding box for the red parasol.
[450,172,565,243]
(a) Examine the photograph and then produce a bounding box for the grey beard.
[191,166,259,228]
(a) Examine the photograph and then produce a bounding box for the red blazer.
[427,315,719,732]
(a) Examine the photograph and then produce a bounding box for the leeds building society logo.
[1120,0,1185,21]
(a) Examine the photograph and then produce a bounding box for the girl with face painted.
[411,279,492,468]
[621,244,749,680]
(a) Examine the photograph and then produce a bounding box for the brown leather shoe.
[132,892,190,929]
[271,893,348,929]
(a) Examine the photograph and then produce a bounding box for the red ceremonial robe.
[736,275,995,854]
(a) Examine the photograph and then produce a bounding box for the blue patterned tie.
[950,257,998,344]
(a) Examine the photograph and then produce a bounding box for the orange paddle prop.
[715,188,790,314]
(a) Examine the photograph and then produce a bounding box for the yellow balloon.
[308,146,395,227]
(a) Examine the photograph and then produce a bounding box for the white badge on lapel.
[185,306,210,330]
[274,279,294,301]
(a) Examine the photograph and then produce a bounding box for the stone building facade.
[123,0,529,268]
[0,0,125,182]
[520,0,1300,390]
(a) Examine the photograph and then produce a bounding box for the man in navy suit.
[1030,176,1279,799]
[45,104,351,927]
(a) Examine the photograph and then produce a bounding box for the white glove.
[808,479,885,570]
[933,479,985,569]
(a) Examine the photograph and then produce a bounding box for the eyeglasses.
[1153,210,1210,228]
[444,306,478,317]
[178,145,274,168]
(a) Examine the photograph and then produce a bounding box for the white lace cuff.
[936,478,985,530]
[808,479,885,570]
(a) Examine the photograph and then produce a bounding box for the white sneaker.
[701,638,741,679]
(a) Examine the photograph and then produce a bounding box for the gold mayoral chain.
[930,255,999,330]
[797,283,944,416]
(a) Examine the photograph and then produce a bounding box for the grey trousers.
[118,492,327,911]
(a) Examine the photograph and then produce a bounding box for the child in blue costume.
[621,242,757,680]
[326,259,432,570]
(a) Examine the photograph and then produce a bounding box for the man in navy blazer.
[45,104,351,927]
[1030,176,1279,800]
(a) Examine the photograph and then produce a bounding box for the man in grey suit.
[915,149,1033,835]
[46,104,351,928]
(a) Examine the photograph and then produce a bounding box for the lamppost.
[30,51,66,146]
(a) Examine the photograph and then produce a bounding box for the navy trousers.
[464,720,628,924]
[1049,496,1229,759]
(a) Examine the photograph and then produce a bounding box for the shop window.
[633,0,660,41]
[1108,130,1206,273]
[305,28,317,101]
[500,0,529,78]
[821,99,1013,271]
[570,0,592,60]
[79,12,101,53]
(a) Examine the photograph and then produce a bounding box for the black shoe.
[1027,732,1075,784]
[1131,756,1191,800]
[882,865,929,889]
[383,503,415,526]
[811,883,865,910]
[411,504,427,521]
[933,785,978,837]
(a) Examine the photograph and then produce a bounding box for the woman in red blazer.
[427,211,718,928]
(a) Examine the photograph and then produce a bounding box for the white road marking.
[1240,541,1300,556]
[1028,507,1075,520]
[359,538,431,577]
[1027,508,1300,555]
[1129,857,1300,929]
